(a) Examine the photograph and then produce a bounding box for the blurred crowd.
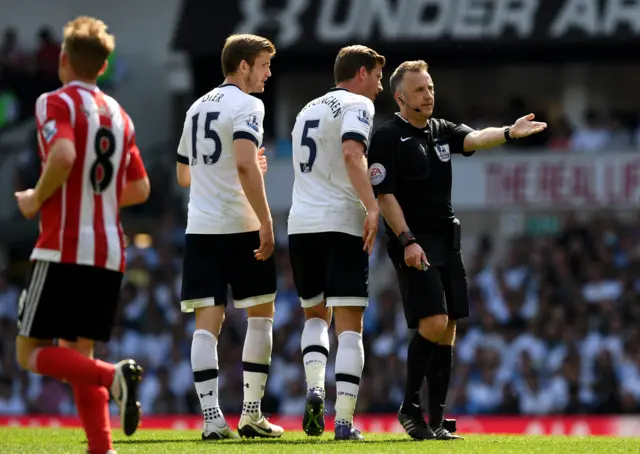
[0,26,60,130]
[0,210,639,417]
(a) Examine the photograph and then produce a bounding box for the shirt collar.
[395,112,430,132]
[67,80,99,92]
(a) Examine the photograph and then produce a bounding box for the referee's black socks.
[401,332,437,413]
[426,344,453,428]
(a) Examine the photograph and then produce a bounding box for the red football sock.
[34,347,115,388]
[73,384,113,454]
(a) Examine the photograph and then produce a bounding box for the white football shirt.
[177,84,264,234]
[288,88,375,237]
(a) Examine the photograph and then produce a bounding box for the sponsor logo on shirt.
[246,114,260,132]
[357,109,370,126]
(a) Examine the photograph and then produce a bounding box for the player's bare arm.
[342,139,379,255]
[176,162,191,187]
[463,113,547,152]
[120,177,151,207]
[234,138,274,260]
[15,138,76,219]
[378,193,428,270]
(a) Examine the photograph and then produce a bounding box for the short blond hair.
[389,60,429,94]
[334,45,386,84]
[63,16,115,79]
[221,34,276,77]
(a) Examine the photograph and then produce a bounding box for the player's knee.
[304,303,330,324]
[418,314,448,341]
[246,300,275,319]
[333,306,364,335]
[195,305,226,336]
[439,319,457,345]
[59,338,94,358]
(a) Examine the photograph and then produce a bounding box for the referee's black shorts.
[388,232,470,328]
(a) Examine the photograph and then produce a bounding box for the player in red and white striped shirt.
[14,17,150,454]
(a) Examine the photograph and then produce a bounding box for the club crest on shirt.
[434,142,451,162]
[357,109,370,126]
[369,163,386,186]
[42,120,57,143]
[246,114,260,132]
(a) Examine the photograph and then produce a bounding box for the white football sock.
[191,329,224,427]
[334,331,364,426]
[242,317,273,419]
[301,317,329,395]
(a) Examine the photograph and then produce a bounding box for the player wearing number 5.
[288,46,385,441]
[176,34,283,440]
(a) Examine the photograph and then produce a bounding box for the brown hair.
[389,60,429,94]
[63,16,115,79]
[221,34,276,77]
[333,45,386,84]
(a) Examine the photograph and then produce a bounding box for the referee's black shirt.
[368,113,475,236]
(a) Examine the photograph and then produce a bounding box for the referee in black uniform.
[367,60,547,440]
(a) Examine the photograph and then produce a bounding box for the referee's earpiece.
[399,96,421,113]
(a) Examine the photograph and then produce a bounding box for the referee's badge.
[435,142,451,162]
[369,163,386,186]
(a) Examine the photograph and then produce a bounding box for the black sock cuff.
[194,369,219,382]
[335,373,361,386]
[302,345,329,358]
[242,361,270,374]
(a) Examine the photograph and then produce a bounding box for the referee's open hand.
[405,243,429,271]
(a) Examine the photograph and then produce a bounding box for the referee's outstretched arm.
[462,112,547,151]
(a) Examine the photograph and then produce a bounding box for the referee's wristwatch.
[398,230,417,248]
[504,127,516,143]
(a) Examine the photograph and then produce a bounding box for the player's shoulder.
[35,87,69,109]
[100,92,128,118]
[341,91,374,112]
[236,92,264,114]
[34,88,73,125]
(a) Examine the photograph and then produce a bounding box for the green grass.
[1,428,639,453]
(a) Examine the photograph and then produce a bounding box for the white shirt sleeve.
[233,96,265,147]
[341,97,375,149]
[177,115,190,164]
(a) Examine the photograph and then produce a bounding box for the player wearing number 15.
[14,16,150,454]
[176,34,283,440]
[288,45,385,441]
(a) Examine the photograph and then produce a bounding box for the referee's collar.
[394,112,430,132]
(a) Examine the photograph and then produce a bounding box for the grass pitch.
[1,428,639,453]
